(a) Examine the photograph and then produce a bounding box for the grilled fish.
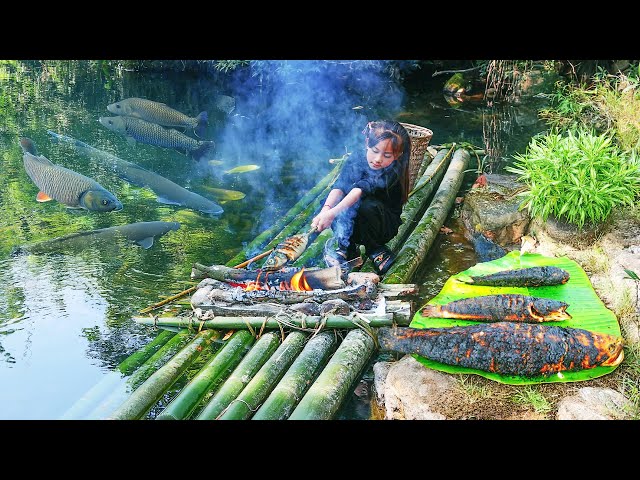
[20,137,122,212]
[99,116,215,161]
[459,266,570,287]
[106,97,208,135]
[262,230,313,272]
[378,324,624,377]
[421,294,571,323]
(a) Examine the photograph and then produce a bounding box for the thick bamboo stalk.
[226,164,341,266]
[217,331,308,420]
[133,313,400,330]
[59,329,177,420]
[84,330,193,419]
[383,148,470,285]
[108,330,221,420]
[288,329,376,420]
[195,332,281,420]
[156,330,255,420]
[252,331,338,420]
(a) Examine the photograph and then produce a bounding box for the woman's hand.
[311,208,336,232]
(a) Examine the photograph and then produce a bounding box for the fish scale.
[120,116,201,151]
[23,153,110,207]
[110,98,198,128]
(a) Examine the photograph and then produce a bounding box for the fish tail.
[195,111,208,137]
[191,140,216,161]
[420,304,439,317]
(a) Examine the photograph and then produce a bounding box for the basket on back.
[400,122,433,189]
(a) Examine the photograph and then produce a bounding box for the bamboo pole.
[383,148,471,285]
[156,330,255,420]
[84,330,193,419]
[59,330,177,420]
[288,328,376,420]
[226,163,341,266]
[194,332,281,420]
[133,313,402,330]
[252,331,338,420]
[107,330,221,420]
[217,331,308,420]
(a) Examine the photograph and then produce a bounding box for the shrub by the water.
[506,129,640,229]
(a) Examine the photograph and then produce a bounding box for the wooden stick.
[139,248,275,314]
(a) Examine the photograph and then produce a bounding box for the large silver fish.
[15,221,180,255]
[98,116,215,161]
[106,97,208,136]
[19,137,122,212]
[47,130,223,216]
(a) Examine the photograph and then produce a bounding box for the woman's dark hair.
[363,120,412,204]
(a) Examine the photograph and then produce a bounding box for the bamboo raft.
[62,144,472,420]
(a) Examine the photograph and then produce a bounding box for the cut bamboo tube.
[383,148,471,285]
[107,330,221,420]
[195,332,281,420]
[217,331,308,420]
[288,328,376,420]
[252,331,338,420]
[156,330,255,420]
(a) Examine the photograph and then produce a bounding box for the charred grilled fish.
[459,266,570,287]
[262,229,314,272]
[421,294,571,323]
[378,324,624,377]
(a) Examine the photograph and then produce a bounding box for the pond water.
[0,60,549,420]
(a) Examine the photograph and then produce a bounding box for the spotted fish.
[421,294,571,323]
[106,97,208,136]
[262,229,315,272]
[99,116,215,161]
[377,324,625,377]
[19,137,122,212]
[459,266,570,287]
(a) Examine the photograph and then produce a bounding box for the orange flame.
[289,268,312,291]
[240,269,312,292]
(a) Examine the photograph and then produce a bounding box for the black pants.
[332,197,401,255]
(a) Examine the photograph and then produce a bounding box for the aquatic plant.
[506,129,640,229]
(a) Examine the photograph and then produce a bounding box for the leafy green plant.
[509,386,552,415]
[506,129,640,229]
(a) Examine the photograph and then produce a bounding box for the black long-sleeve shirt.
[333,151,403,217]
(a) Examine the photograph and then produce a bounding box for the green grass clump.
[506,129,640,229]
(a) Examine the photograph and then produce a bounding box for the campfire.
[189,262,415,325]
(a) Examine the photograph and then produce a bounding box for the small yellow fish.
[224,165,260,174]
[208,160,224,166]
[198,186,246,201]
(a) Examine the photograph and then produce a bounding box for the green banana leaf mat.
[409,251,623,385]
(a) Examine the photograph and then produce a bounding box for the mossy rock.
[531,215,611,248]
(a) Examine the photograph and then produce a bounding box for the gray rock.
[556,387,633,420]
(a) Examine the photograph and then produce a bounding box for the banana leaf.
[409,251,623,385]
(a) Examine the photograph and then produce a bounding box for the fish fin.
[136,236,155,249]
[191,140,216,161]
[36,191,53,202]
[155,196,182,206]
[126,136,137,146]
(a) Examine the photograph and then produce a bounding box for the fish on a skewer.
[459,265,570,287]
[377,324,624,377]
[421,294,571,323]
[262,227,316,272]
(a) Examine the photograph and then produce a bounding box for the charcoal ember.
[319,299,351,316]
[289,301,321,316]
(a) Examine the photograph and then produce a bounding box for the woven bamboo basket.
[401,122,433,189]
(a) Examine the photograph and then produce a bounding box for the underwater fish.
[196,186,246,202]
[421,294,571,323]
[459,266,571,287]
[262,229,315,271]
[47,131,223,216]
[106,97,208,136]
[377,324,624,377]
[19,137,122,212]
[98,116,216,161]
[223,165,260,174]
[15,221,181,254]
